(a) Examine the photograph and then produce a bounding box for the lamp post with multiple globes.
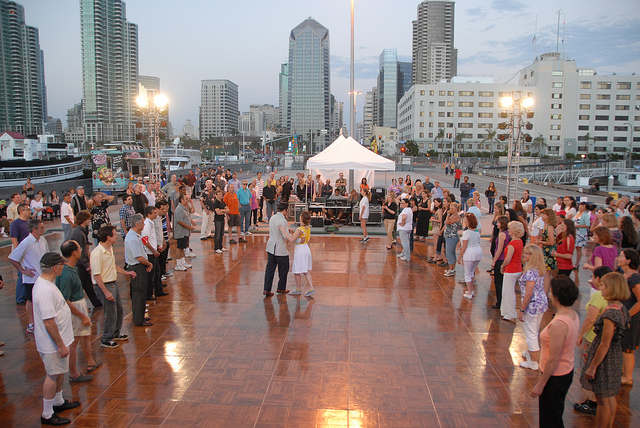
[498,94,534,202]
[136,92,168,182]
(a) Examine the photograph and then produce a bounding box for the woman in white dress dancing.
[290,211,315,297]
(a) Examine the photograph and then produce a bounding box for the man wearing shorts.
[224,183,241,244]
[33,252,80,425]
[9,219,48,334]
[58,240,99,382]
[173,194,195,271]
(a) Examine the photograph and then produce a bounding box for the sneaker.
[304,289,316,297]
[444,270,456,277]
[174,264,187,271]
[26,323,34,334]
[574,400,597,415]
[363,236,370,242]
[161,275,167,281]
[519,360,539,370]
[246,231,252,236]
[113,334,129,341]
[200,236,207,241]
[221,247,229,252]
[463,291,474,300]
[289,290,302,296]
[215,249,223,254]
[165,271,174,277]
[41,413,71,425]
[100,340,118,348]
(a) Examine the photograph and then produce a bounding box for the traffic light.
[498,134,508,141]
[524,134,532,143]
[400,146,406,153]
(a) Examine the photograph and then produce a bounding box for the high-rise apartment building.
[378,49,400,128]
[199,79,239,139]
[330,96,344,139]
[80,0,138,144]
[240,104,279,137]
[0,0,47,135]
[65,101,84,145]
[412,1,457,85]
[288,18,330,150]
[363,87,378,142]
[278,63,289,130]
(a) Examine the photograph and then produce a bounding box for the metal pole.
[349,0,355,137]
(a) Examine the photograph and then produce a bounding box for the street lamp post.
[136,92,168,182]
[625,121,633,168]
[349,0,355,137]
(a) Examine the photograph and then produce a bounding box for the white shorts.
[39,351,69,376]
[70,298,91,337]
[522,312,544,352]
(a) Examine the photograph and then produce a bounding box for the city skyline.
[17,0,640,136]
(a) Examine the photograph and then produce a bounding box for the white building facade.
[199,79,239,139]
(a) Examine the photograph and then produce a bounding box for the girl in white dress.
[290,211,315,297]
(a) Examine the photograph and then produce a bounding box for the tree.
[481,130,498,161]
[436,128,445,152]
[531,134,546,158]
[454,133,464,155]
[581,132,594,155]
[405,140,419,157]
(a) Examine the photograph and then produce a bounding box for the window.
[458,123,473,128]
[478,91,494,97]
[552,71,564,76]
[448,91,454,96]
[616,105,630,110]
[459,91,474,96]
[595,115,609,120]
[596,94,611,100]
[577,114,588,120]
[439,90,446,96]
[419,111,424,116]
[478,123,493,128]
[595,126,608,131]
[595,105,610,110]
[447,123,454,128]
[578,125,589,131]
[498,91,510,97]
[446,112,454,117]
[447,101,454,107]
[429,112,433,117]
[478,112,493,118]
[614,137,627,142]
[420,90,425,95]
[552,103,562,109]
[429,90,434,96]
[419,132,424,138]
[579,104,590,110]
[550,124,561,130]
[614,126,628,132]
[579,94,591,100]
[419,100,424,106]
[438,112,445,117]
[458,112,473,117]
[598,82,611,89]
[458,101,474,107]
[552,93,562,99]
[552,82,563,88]
[617,82,631,90]
[580,81,592,89]
[438,101,446,107]
[616,94,630,100]
[549,135,560,141]
[615,116,629,121]
[478,102,493,107]
[428,122,433,127]
[438,122,445,128]
[419,122,424,127]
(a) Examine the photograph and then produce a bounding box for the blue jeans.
[445,236,459,265]
[16,271,25,304]
[239,204,252,233]
[265,200,276,220]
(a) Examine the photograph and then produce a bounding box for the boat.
[0,132,83,187]
[161,137,201,172]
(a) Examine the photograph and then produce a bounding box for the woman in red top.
[500,221,525,323]
[554,219,576,277]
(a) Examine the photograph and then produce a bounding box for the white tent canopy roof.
[305,135,395,171]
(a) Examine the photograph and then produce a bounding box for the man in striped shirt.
[119,195,135,238]
[154,200,172,281]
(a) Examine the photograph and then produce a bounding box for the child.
[518,244,549,370]
[290,211,314,297]
[574,266,613,415]
[580,272,630,428]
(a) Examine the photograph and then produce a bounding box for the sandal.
[87,362,102,372]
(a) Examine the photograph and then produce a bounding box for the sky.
[21,0,640,135]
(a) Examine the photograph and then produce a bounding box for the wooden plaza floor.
[0,230,639,427]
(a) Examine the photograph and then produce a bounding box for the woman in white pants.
[359,189,370,242]
[397,198,413,261]
[500,221,525,322]
[459,213,482,299]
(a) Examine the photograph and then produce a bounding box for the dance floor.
[0,231,639,427]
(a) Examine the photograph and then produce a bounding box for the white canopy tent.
[306,135,395,192]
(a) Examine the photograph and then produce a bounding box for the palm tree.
[531,134,546,158]
[581,132,594,158]
[455,133,464,156]
[482,130,497,161]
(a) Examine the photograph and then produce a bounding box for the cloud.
[491,0,528,13]
[466,7,485,17]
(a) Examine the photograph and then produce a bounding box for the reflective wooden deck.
[0,232,638,427]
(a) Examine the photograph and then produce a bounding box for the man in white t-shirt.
[60,192,74,240]
[8,219,48,334]
[397,198,413,261]
[32,252,80,425]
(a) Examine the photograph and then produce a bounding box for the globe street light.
[136,92,169,181]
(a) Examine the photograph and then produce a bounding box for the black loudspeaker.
[352,209,382,224]
[370,187,385,205]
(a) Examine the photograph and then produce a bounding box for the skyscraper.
[199,79,239,139]
[0,0,47,136]
[278,63,289,130]
[378,49,400,128]
[398,61,412,98]
[288,18,330,150]
[80,0,138,144]
[363,87,377,142]
[330,95,343,139]
[412,1,457,85]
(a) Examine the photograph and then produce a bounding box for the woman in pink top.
[531,275,580,427]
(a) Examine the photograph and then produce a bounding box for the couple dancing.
[263,202,315,297]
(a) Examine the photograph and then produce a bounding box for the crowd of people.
[2,167,640,427]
